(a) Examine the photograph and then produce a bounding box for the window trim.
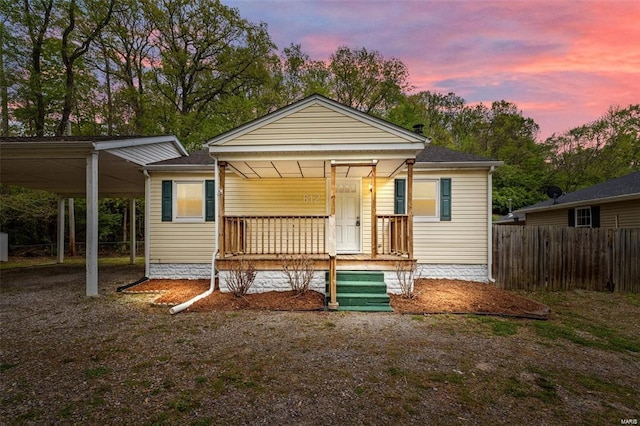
[575,206,592,228]
[413,178,440,222]
[173,180,206,222]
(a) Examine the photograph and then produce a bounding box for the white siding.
[395,170,489,264]
[225,176,327,215]
[149,172,216,264]
[223,104,407,147]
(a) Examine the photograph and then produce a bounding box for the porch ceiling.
[226,159,406,179]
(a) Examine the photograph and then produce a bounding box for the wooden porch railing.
[377,215,410,256]
[222,215,329,256]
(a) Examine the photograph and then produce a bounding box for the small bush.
[282,255,315,294]
[396,261,419,299]
[225,259,256,297]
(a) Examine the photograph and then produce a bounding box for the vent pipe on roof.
[412,124,424,135]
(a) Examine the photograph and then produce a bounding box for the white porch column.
[129,198,136,265]
[86,151,99,296]
[144,171,150,277]
[57,197,65,264]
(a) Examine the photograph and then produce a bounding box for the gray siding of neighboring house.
[525,199,640,228]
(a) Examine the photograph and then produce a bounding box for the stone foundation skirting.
[417,264,488,283]
[148,263,212,280]
[149,263,488,292]
[218,270,326,294]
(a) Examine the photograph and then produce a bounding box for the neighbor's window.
[575,206,592,228]
[175,181,204,220]
[413,180,438,219]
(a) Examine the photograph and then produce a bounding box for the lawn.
[1,261,638,424]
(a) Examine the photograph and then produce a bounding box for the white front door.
[335,179,361,253]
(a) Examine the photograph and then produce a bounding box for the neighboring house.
[516,171,640,228]
[494,211,526,226]
[144,95,502,307]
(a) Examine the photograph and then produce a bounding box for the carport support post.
[129,198,136,264]
[86,151,99,296]
[57,197,65,263]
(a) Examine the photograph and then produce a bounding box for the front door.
[335,179,361,253]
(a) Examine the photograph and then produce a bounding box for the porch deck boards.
[216,254,415,271]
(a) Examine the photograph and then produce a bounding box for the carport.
[0,136,187,295]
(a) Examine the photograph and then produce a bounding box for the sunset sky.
[224,0,639,140]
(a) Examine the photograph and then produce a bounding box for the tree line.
[1,0,638,250]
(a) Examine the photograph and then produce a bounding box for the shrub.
[396,261,419,299]
[225,259,256,297]
[282,255,315,295]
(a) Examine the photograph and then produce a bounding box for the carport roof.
[0,135,187,197]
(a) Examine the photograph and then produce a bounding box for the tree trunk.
[0,22,9,136]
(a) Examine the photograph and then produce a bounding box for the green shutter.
[205,180,215,221]
[440,178,451,221]
[161,180,172,222]
[568,208,575,227]
[394,179,406,214]
[591,206,600,228]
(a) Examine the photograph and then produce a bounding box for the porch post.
[218,161,226,255]
[407,160,414,259]
[371,162,377,259]
[57,197,65,263]
[328,161,339,310]
[86,151,99,296]
[129,198,136,264]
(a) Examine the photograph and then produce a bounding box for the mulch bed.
[123,277,549,318]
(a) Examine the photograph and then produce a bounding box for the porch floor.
[216,254,414,271]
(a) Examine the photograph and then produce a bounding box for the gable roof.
[517,171,640,214]
[205,94,427,161]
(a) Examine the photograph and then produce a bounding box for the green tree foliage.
[544,105,640,193]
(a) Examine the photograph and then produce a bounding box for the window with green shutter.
[162,180,215,222]
[440,178,451,221]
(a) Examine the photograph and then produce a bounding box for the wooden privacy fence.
[493,226,639,293]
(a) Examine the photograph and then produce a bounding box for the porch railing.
[377,214,410,256]
[222,215,329,256]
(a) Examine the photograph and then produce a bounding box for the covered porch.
[213,158,418,310]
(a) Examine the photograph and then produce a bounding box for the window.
[176,182,204,220]
[575,207,592,228]
[414,180,438,220]
[397,178,451,221]
[162,180,215,222]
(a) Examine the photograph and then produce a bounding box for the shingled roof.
[416,145,500,164]
[517,171,640,213]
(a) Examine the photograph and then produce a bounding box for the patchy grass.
[1,263,639,425]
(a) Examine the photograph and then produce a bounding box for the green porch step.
[325,271,392,312]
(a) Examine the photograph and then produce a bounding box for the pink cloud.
[224,0,640,138]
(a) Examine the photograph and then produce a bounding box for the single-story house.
[516,171,640,228]
[144,95,502,309]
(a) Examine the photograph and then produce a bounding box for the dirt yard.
[1,261,639,424]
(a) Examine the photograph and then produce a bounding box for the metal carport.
[0,136,187,295]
